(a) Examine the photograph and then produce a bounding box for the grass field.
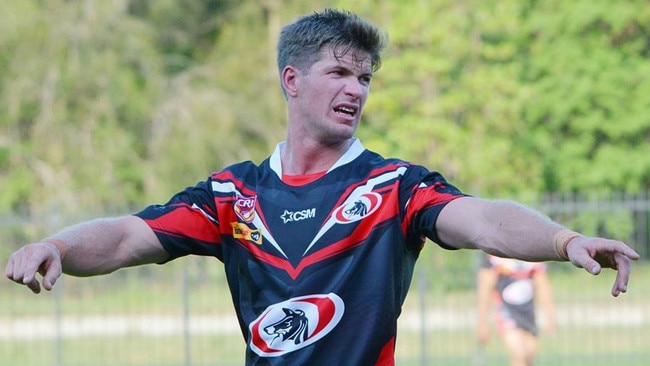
[1,257,648,365]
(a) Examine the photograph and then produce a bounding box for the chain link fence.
[1,192,649,365]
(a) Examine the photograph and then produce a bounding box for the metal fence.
[535,191,650,258]
[1,192,649,365]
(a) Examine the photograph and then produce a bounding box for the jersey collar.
[269,138,365,178]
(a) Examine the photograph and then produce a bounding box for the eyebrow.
[332,60,372,75]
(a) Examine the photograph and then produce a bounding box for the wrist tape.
[553,229,581,261]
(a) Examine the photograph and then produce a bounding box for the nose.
[344,78,365,99]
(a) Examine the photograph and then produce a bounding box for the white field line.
[0,304,647,340]
[0,314,240,340]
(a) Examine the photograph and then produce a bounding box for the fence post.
[183,266,191,366]
[54,277,63,366]
[417,266,428,366]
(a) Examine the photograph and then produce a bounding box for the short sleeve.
[134,178,223,261]
[401,168,466,249]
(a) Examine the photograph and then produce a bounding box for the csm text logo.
[280,208,316,224]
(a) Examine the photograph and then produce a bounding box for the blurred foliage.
[1,0,649,260]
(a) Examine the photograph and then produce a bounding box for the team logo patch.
[249,293,345,357]
[231,222,262,245]
[234,194,257,223]
[332,192,382,224]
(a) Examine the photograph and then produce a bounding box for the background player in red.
[477,254,556,366]
[5,8,639,365]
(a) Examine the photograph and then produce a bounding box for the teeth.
[337,107,355,115]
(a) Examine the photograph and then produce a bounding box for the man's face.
[293,46,373,144]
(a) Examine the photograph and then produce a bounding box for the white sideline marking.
[1,304,647,340]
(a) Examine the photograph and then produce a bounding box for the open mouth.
[334,106,357,117]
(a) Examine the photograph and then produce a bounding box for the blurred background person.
[477,254,556,366]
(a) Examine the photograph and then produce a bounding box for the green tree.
[2,0,649,217]
[0,0,165,215]
[127,0,237,74]
[521,0,650,192]
[357,0,536,195]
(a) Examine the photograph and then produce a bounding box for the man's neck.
[280,138,354,175]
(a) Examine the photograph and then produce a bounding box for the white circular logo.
[249,293,345,357]
[332,192,382,224]
[502,279,534,305]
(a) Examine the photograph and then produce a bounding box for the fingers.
[567,237,639,297]
[41,264,61,291]
[568,247,601,275]
[25,277,43,294]
[620,246,641,261]
[5,243,61,294]
[6,250,38,294]
[580,257,602,275]
[611,252,632,297]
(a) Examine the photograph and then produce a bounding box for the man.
[5,9,639,366]
[477,254,556,366]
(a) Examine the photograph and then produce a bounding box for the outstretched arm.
[436,197,640,296]
[5,215,168,294]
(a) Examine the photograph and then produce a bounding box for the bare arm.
[5,215,168,294]
[436,196,640,296]
[437,197,563,259]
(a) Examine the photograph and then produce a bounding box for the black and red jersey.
[135,139,465,365]
[481,254,547,336]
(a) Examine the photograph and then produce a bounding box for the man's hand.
[565,236,640,297]
[5,242,63,294]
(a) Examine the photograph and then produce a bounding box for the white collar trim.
[269,138,365,177]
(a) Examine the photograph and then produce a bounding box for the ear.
[281,66,299,97]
